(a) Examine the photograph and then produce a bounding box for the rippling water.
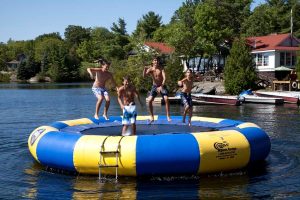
[0,83,300,199]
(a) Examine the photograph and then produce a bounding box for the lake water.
[0,83,300,199]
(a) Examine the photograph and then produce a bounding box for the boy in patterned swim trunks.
[178,69,194,126]
[143,56,171,122]
[117,77,143,136]
[87,58,117,120]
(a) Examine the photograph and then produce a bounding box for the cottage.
[143,42,175,56]
[6,60,20,71]
[247,33,300,80]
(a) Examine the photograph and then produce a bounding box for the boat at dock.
[191,93,241,106]
[240,95,284,104]
[255,91,299,104]
[239,90,284,105]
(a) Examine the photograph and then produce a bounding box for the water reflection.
[24,160,273,200]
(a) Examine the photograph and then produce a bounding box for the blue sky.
[0,0,264,43]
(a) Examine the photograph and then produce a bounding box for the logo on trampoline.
[30,128,46,146]
[214,141,229,150]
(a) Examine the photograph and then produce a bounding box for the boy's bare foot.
[103,114,109,120]
[94,114,99,119]
[149,116,154,123]
[188,121,191,126]
[167,116,171,122]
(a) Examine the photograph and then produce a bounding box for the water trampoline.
[28,115,270,177]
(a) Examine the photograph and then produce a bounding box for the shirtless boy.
[87,58,117,120]
[143,56,171,122]
[178,69,194,126]
[117,77,142,136]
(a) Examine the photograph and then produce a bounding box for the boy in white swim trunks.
[87,58,117,120]
[117,77,143,136]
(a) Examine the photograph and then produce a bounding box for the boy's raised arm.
[143,66,152,78]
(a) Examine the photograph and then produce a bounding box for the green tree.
[34,38,65,73]
[224,38,257,94]
[17,53,40,80]
[77,27,117,61]
[194,0,251,55]
[35,32,62,41]
[241,5,274,36]
[112,54,153,92]
[165,0,203,70]
[64,25,91,47]
[111,18,127,35]
[164,57,184,93]
[133,11,162,40]
[6,40,30,61]
[0,43,9,70]
[110,18,130,59]
[242,0,300,37]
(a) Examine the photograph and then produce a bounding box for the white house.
[247,33,300,79]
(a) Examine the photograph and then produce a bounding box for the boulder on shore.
[192,81,225,95]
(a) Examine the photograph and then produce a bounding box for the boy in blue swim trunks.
[87,58,117,120]
[178,69,194,126]
[143,56,171,122]
[117,77,143,136]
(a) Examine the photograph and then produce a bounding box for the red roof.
[144,42,175,54]
[246,33,300,52]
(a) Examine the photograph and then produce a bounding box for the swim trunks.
[122,103,137,125]
[149,85,168,98]
[92,87,108,97]
[180,92,192,107]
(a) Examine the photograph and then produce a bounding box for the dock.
[145,97,181,105]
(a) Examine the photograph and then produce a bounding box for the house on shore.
[247,33,300,80]
[6,60,20,71]
[129,42,175,64]
[143,42,175,56]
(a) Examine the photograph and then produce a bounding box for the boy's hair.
[152,56,161,65]
[97,58,111,66]
[186,69,193,73]
[123,76,130,82]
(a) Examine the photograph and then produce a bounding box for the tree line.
[0,0,299,94]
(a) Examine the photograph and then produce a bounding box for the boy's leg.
[183,105,188,123]
[163,95,171,121]
[122,125,128,136]
[132,123,136,135]
[147,96,155,122]
[188,106,193,126]
[95,95,104,119]
[103,95,110,120]
[188,96,193,126]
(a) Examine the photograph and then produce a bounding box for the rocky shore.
[192,80,225,94]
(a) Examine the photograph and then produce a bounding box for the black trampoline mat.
[81,124,216,136]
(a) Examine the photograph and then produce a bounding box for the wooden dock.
[145,97,181,105]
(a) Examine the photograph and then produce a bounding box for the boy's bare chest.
[152,69,162,78]
[96,71,110,80]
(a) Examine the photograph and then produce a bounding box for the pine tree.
[224,38,257,95]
